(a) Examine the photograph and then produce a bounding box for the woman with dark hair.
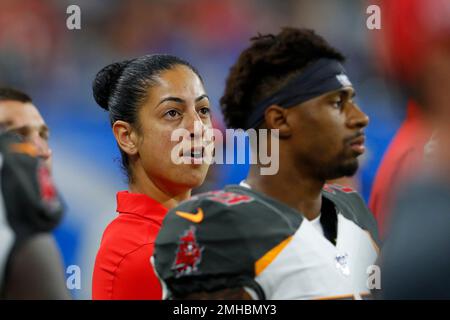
[92,54,212,299]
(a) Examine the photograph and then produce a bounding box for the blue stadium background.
[0,0,406,298]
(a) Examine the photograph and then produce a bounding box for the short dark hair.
[0,87,32,103]
[92,54,203,181]
[220,27,345,129]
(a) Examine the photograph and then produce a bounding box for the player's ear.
[264,105,292,138]
[112,120,139,156]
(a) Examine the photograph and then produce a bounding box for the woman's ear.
[112,121,139,156]
[264,105,292,138]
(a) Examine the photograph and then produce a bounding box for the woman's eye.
[164,109,181,119]
[198,107,211,116]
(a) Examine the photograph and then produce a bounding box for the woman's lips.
[180,146,205,164]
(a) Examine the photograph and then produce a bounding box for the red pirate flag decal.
[37,161,61,212]
[172,226,203,278]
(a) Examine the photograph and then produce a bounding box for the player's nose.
[347,103,369,129]
[185,110,207,141]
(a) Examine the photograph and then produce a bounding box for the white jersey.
[255,211,378,299]
[154,184,380,300]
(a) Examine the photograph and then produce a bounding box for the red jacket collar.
[116,191,168,224]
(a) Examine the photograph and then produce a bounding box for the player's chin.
[327,156,359,180]
[340,158,359,177]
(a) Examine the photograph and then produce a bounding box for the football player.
[0,88,67,299]
[153,28,380,300]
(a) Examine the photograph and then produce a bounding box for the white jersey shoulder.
[255,212,378,300]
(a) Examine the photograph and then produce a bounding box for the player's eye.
[332,99,344,109]
[164,109,182,120]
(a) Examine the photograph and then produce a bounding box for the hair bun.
[92,60,131,110]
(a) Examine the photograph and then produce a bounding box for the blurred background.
[0,0,407,298]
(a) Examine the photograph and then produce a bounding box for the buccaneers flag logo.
[37,161,61,212]
[172,226,203,278]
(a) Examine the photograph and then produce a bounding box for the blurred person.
[0,88,52,169]
[368,100,430,239]
[368,0,447,238]
[380,176,450,299]
[0,0,64,87]
[92,54,212,299]
[373,0,450,299]
[0,88,67,299]
[154,28,379,300]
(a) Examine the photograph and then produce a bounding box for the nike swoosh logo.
[175,208,204,223]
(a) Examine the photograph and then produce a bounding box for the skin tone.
[113,65,212,210]
[247,86,369,220]
[0,100,52,168]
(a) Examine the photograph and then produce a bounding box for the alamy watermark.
[66,5,81,30]
[66,4,381,31]
[170,121,280,175]
[66,265,81,290]
[367,264,381,290]
[366,4,381,30]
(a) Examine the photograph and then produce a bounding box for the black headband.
[246,58,352,129]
